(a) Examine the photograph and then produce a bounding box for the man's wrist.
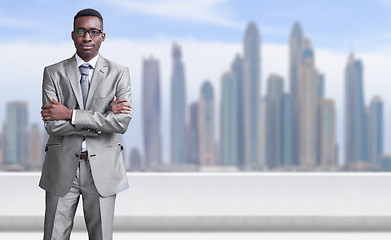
[67,109,73,120]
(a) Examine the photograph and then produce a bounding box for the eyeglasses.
[74,29,103,37]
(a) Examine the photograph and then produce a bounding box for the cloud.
[0,16,42,30]
[108,0,242,29]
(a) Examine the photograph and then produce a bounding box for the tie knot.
[79,63,92,76]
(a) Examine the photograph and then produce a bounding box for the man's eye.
[90,30,100,35]
[75,29,85,35]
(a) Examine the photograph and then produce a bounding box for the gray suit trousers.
[44,160,116,240]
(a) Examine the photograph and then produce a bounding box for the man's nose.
[83,32,92,41]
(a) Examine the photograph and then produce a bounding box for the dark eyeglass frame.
[73,28,103,37]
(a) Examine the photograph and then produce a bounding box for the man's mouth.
[81,45,93,50]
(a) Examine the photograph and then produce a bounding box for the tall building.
[220,71,237,166]
[298,39,318,169]
[281,94,294,167]
[345,54,367,168]
[129,147,143,171]
[171,43,187,165]
[142,56,162,169]
[4,101,29,168]
[380,154,391,171]
[198,81,215,166]
[0,129,3,166]
[187,102,199,166]
[316,74,325,165]
[367,96,383,170]
[29,124,43,170]
[243,22,261,170]
[289,21,304,166]
[231,54,245,169]
[319,99,336,168]
[265,74,284,169]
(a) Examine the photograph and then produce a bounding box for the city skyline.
[1,1,391,167]
[1,20,389,171]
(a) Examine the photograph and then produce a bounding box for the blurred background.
[1,0,391,172]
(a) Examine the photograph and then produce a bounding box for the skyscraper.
[29,124,43,170]
[0,129,3,166]
[289,21,304,166]
[4,101,28,168]
[281,93,294,167]
[265,74,284,169]
[199,81,215,166]
[231,54,245,169]
[220,71,237,166]
[297,39,318,169]
[345,54,367,168]
[367,96,383,170]
[243,22,261,170]
[129,147,143,171]
[316,74,325,165]
[187,102,199,166]
[171,43,187,165]
[142,56,162,169]
[319,99,336,168]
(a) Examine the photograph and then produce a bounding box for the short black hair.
[74,8,103,30]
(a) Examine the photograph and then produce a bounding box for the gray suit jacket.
[39,54,132,197]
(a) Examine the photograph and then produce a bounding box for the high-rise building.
[0,129,3,166]
[171,43,187,165]
[4,101,29,169]
[243,22,261,170]
[29,124,43,170]
[231,54,245,169]
[316,74,325,165]
[220,71,237,166]
[380,154,391,171]
[187,102,199,166]
[367,96,383,170]
[298,39,318,169]
[345,54,367,168]
[281,94,294,167]
[289,21,304,166]
[129,147,143,171]
[198,81,215,166]
[319,99,336,168]
[142,56,162,169]
[265,74,284,169]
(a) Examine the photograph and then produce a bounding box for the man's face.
[72,16,105,62]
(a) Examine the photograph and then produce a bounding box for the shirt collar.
[75,53,99,69]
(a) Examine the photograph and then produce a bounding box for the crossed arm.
[40,97,131,137]
[41,96,132,121]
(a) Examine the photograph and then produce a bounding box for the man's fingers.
[111,96,117,103]
[41,104,53,109]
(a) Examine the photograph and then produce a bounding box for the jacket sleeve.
[73,67,132,134]
[42,66,99,137]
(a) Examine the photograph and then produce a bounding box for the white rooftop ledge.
[1,172,391,231]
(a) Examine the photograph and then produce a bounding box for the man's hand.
[107,96,132,114]
[41,97,73,121]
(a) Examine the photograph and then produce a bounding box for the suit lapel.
[85,56,107,109]
[64,55,84,109]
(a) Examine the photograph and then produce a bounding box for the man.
[40,8,132,239]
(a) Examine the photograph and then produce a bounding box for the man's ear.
[101,32,106,42]
[71,31,75,41]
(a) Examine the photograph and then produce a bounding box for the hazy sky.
[1,0,391,164]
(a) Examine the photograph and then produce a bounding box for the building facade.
[143,56,162,169]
